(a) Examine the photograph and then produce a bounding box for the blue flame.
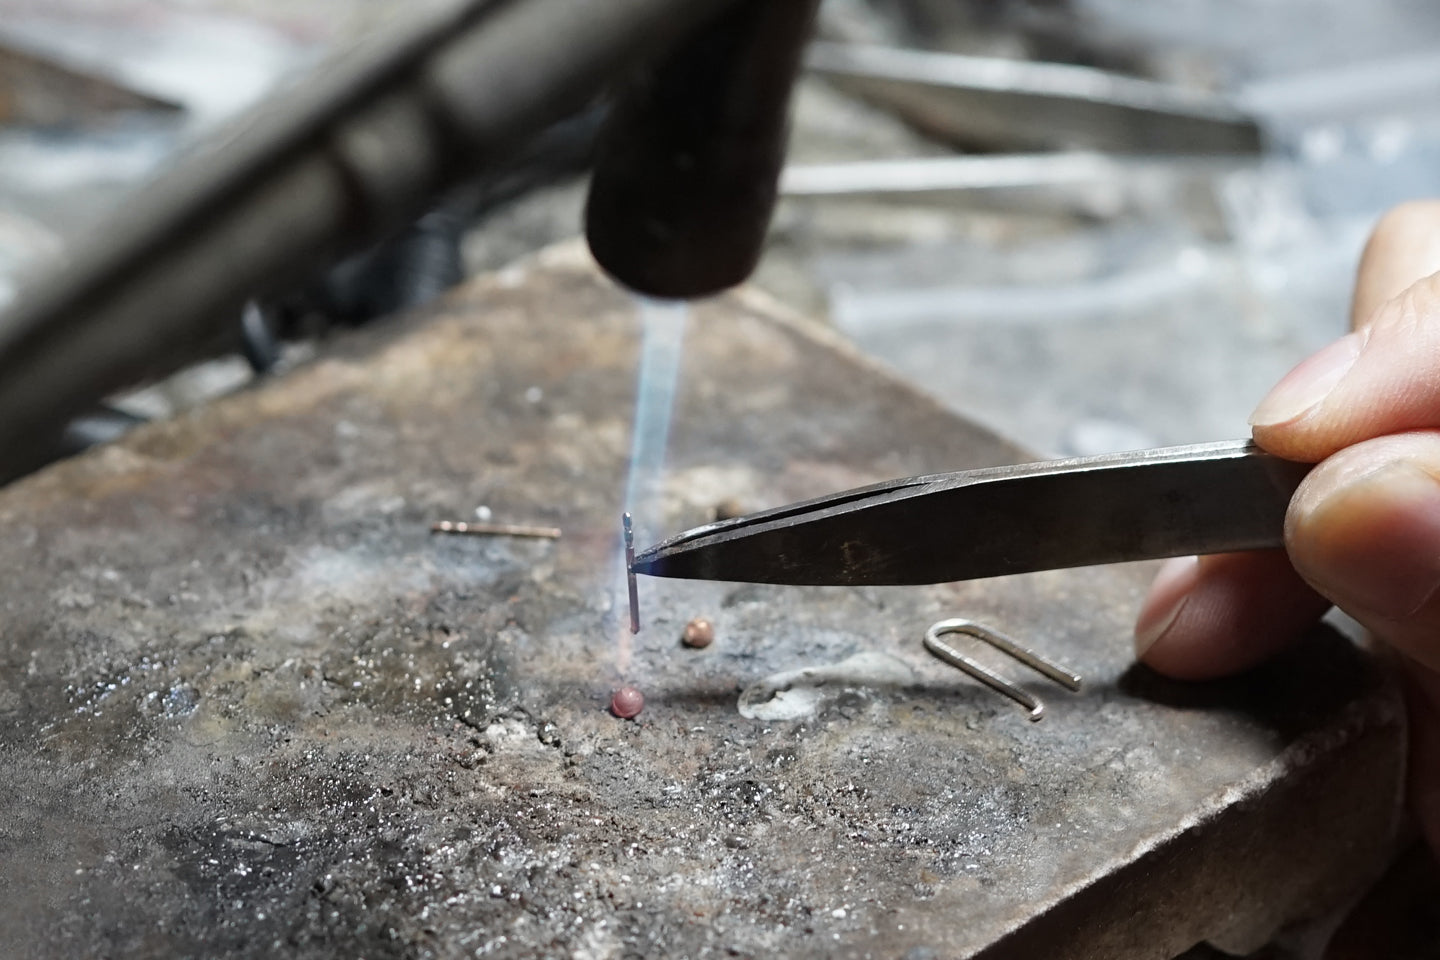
[623,297,688,535]
[612,297,687,656]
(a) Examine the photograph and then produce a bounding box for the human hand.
[1134,200,1440,849]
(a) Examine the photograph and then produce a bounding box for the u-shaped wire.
[923,618,1082,722]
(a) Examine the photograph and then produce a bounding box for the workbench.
[0,244,1403,958]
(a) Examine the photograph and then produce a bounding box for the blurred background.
[2,0,1440,464]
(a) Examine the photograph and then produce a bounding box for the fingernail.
[1297,462,1440,619]
[1135,555,1199,657]
[1249,332,1364,428]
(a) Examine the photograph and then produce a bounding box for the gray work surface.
[0,245,1404,959]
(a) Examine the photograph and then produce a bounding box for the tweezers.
[631,439,1310,586]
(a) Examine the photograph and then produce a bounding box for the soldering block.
[0,241,1402,959]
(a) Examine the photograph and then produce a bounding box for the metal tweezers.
[628,439,1309,718]
[631,440,1310,586]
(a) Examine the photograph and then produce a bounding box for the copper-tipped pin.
[623,512,639,634]
[431,520,562,539]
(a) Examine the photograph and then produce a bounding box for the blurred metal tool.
[0,39,183,127]
[780,153,1246,199]
[923,618,1081,722]
[0,0,748,482]
[779,152,1249,219]
[586,0,821,298]
[806,42,1261,155]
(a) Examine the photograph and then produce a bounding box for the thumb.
[1284,431,1440,672]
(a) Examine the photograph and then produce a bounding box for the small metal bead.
[681,618,714,649]
[610,686,644,719]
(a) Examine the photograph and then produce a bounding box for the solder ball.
[681,618,714,649]
[610,686,644,719]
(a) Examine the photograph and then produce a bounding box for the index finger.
[1351,200,1440,329]
[1252,273,1440,463]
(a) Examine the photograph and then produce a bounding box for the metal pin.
[623,513,639,634]
[923,618,1081,722]
[431,520,562,539]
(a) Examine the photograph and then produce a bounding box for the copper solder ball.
[681,618,714,649]
[610,686,644,719]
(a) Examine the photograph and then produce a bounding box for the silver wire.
[923,618,1081,722]
[623,513,639,634]
[431,520,561,538]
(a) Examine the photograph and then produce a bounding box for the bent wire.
[923,618,1081,722]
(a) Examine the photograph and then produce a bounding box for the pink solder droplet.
[610,685,644,719]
